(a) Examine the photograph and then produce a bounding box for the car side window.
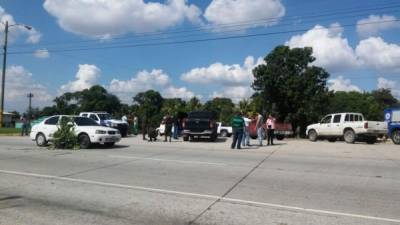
[81,114,87,117]
[345,114,349,122]
[90,114,98,121]
[321,116,332,124]
[349,114,354,122]
[44,116,59,125]
[333,115,341,123]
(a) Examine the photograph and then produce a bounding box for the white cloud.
[4,65,52,111]
[204,0,285,31]
[43,0,202,38]
[286,23,359,73]
[357,15,400,37]
[59,64,101,93]
[181,56,263,86]
[108,69,196,102]
[33,49,50,58]
[328,76,361,92]
[377,77,400,98]
[356,37,400,72]
[211,86,253,103]
[0,6,41,44]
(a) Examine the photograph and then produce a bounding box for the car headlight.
[95,130,107,134]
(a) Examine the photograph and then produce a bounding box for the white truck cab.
[306,112,387,144]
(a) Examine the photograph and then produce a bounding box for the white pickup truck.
[217,122,232,137]
[306,113,387,144]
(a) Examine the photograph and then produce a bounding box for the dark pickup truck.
[182,111,218,142]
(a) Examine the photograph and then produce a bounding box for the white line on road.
[0,169,399,224]
[108,155,227,166]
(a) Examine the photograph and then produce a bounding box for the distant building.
[2,112,13,128]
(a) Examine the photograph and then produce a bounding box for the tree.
[161,98,186,116]
[203,97,235,124]
[252,46,331,134]
[77,85,121,114]
[372,89,399,111]
[186,97,202,112]
[133,90,164,128]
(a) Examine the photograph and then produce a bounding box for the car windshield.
[74,117,100,126]
[98,113,112,120]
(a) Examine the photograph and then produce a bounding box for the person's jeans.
[242,127,250,146]
[257,127,264,146]
[231,128,243,149]
[267,129,275,145]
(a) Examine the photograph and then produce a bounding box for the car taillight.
[182,119,186,129]
[210,121,214,128]
[364,122,368,129]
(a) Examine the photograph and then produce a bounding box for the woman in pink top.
[266,114,276,145]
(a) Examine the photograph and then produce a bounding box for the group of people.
[138,114,182,142]
[231,112,276,150]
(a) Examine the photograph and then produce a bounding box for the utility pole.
[0,21,8,128]
[27,93,34,124]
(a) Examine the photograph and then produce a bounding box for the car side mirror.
[67,122,74,127]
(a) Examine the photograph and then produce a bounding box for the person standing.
[242,112,251,147]
[121,115,128,122]
[20,114,28,136]
[231,112,245,149]
[173,116,179,140]
[164,115,173,142]
[266,114,276,145]
[141,115,148,140]
[133,115,138,135]
[255,112,264,146]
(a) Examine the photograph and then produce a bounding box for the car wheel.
[220,130,228,137]
[35,133,47,147]
[104,142,115,147]
[308,130,318,142]
[344,129,356,144]
[78,134,91,149]
[276,135,284,141]
[391,130,400,145]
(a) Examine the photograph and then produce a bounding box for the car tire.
[35,133,47,147]
[308,130,318,142]
[391,130,400,145]
[276,135,284,141]
[344,129,356,144]
[220,130,228,137]
[104,142,115,147]
[78,134,91,149]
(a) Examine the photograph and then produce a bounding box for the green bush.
[50,117,79,150]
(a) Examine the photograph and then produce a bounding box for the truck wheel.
[308,130,318,142]
[36,133,48,147]
[366,137,377,144]
[183,135,189,141]
[220,130,228,137]
[392,130,400,145]
[276,135,284,141]
[210,135,217,142]
[78,134,91,149]
[344,130,356,144]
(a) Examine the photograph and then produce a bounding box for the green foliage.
[51,117,79,150]
[329,90,398,121]
[203,98,235,124]
[0,128,21,134]
[252,45,331,133]
[186,97,202,112]
[133,90,164,128]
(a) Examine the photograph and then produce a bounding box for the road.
[0,136,399,225]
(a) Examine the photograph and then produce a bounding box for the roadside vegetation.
[0,128,21,134]
[23,46,399,136]
[50,117,79,150]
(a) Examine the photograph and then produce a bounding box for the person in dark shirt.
[164,115,173,142]
[230,112,245,149]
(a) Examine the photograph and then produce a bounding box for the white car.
[306,112,387,144]
[30,115,121,148]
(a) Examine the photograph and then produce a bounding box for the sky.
[0,0,399,112]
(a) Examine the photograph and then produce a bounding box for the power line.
[10,1,400,49]
[9,19,400,55]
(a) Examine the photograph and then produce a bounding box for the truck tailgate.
[366,121,388,133]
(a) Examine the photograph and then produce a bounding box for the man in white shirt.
[242,113,251,147]
[255,112,264,146]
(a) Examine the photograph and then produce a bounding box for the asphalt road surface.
[0,136,399,225]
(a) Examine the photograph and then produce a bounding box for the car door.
[43,116,60,140]
[318,115,332,136]
[330,114,343,136]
